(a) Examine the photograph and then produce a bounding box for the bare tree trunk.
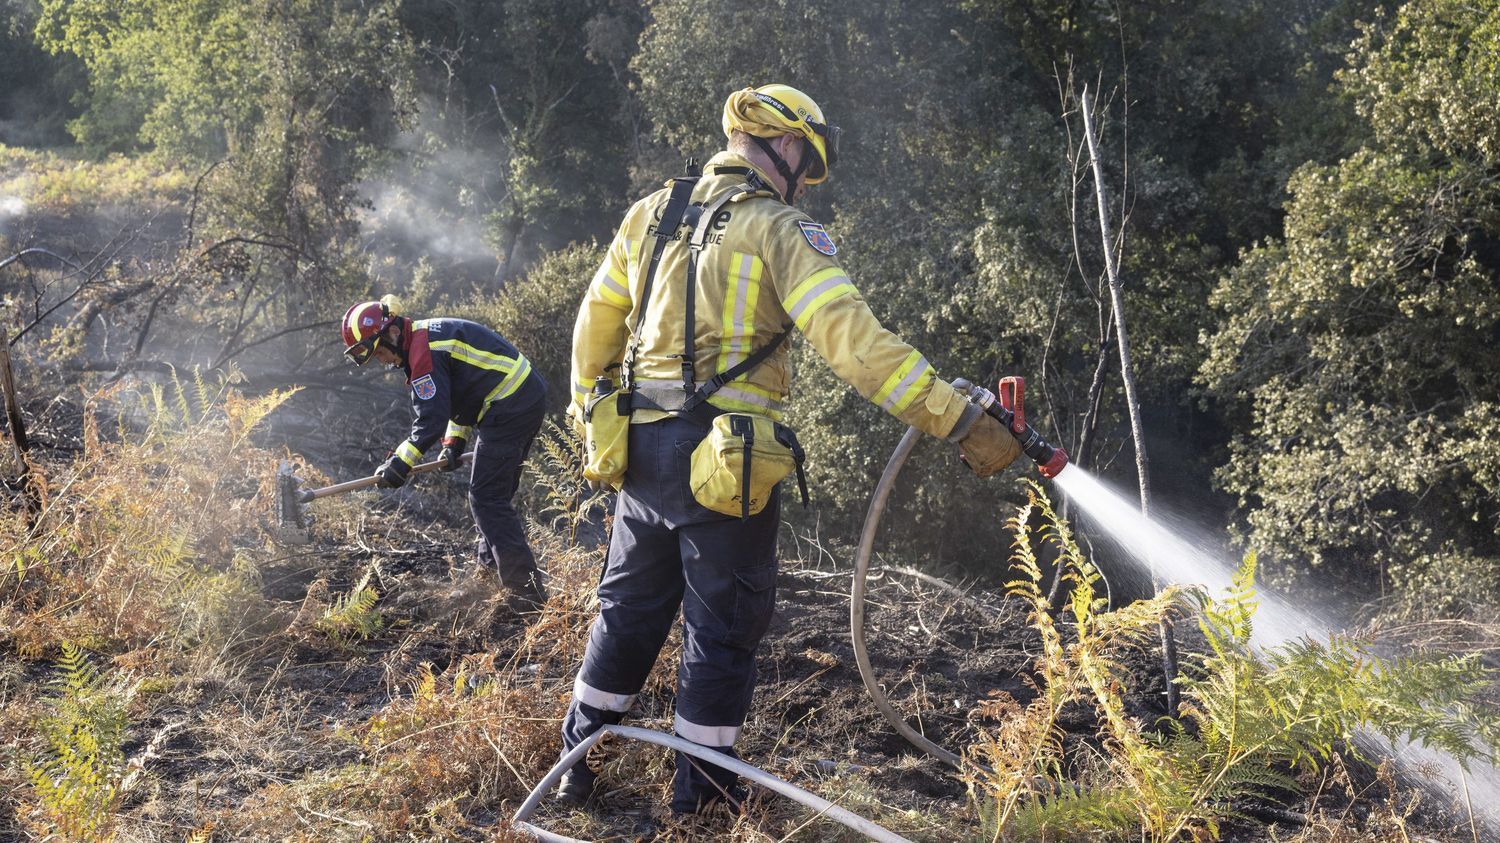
[1,330,39,524]
[1,332,28,457]
[1080,86,1179,716]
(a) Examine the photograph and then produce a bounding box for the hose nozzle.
[959,376,1069,478]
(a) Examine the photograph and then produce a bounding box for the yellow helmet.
[722,84,840,186]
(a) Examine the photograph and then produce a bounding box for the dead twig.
[0,328,40,523]
[873,565,1006,618]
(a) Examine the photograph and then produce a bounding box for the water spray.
[851,380,1500,836]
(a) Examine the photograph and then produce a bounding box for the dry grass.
[0,144,191,214]
[2,383,1491,842]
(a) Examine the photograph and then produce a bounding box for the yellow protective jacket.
[571,152,971,439]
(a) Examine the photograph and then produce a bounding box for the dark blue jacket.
[391,318,543,467]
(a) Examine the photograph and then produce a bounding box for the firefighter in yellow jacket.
[557,84,1022,813]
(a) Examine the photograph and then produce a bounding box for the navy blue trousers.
[561,416,780,812]
[468,382,547,589]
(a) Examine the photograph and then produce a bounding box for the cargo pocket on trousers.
[727,563,777,649]
[672,440,704,517]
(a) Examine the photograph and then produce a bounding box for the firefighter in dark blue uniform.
[341,298,549,607]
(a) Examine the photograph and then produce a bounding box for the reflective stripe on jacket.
[394,318,536,466]
[571,151,969,438]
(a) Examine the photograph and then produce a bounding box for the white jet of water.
[1051,465,1500,832]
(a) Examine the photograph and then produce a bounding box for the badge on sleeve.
[412,374,437,401]
[797,220,838,256]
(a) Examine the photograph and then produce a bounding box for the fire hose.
[851,377,1067,769]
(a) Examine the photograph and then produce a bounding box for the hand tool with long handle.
[296,452,473,503]
[274,452,473,538]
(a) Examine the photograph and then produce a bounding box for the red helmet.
[341,300,398,365]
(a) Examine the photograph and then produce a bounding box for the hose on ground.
[512,724,913,842]
[850,425,973,770]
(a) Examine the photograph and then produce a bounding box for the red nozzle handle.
[997,377,1026,435]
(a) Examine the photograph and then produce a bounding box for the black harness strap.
[777,423,810,508]
[628,176,810,510]
[680,329,791,414]
[731,414,755,520]
[681,185,748,395]
[678,183,794,417]
[627,176,812,514]
[621,175,698,394]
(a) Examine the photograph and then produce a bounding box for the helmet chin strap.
[386,317,409,368]
[751,135,812,204]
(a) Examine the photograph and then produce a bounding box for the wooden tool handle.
[300,451,474,502]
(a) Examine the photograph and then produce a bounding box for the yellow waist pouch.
[690,413,807,519]
[583,379,630,490]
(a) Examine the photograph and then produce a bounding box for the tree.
[393,0,638,281]
[35,0,416,371]
[1201,0,1500,612]
[0,0,83,147]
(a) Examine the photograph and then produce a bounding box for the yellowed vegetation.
[1,373,1493,841]
[0,144,192,214]
[965,482,1498,841]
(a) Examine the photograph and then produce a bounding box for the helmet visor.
[344,335,379,366]
[806,120,840,175]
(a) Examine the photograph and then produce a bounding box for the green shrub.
[457,242,604,413]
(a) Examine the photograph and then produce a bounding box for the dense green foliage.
[1201,0,1500,607]
[1,0,1495,610]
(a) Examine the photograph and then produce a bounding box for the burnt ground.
[85,513,1473,842]
[1,384,1487,842]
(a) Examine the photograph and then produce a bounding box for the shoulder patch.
[797,220,837,256]
[412,374,437,401]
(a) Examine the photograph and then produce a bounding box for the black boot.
[670,746,745,816]
[554,764,596,807]
[504,574,548,615]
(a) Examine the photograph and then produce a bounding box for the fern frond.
[1004,785,1138,840]
[224,387,298,446]
[168,365,192,427]
[191,367,212,422]
[26,642,133,841]
[316,568,384,644]
[522,418,609,543]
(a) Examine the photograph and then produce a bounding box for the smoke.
[359,169,497,267]
[0,194,26,225]
[357,99,504,277]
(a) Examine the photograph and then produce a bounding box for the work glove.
[439,435,467,472]
[375,457,410,489]
[956,411,1022,479]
